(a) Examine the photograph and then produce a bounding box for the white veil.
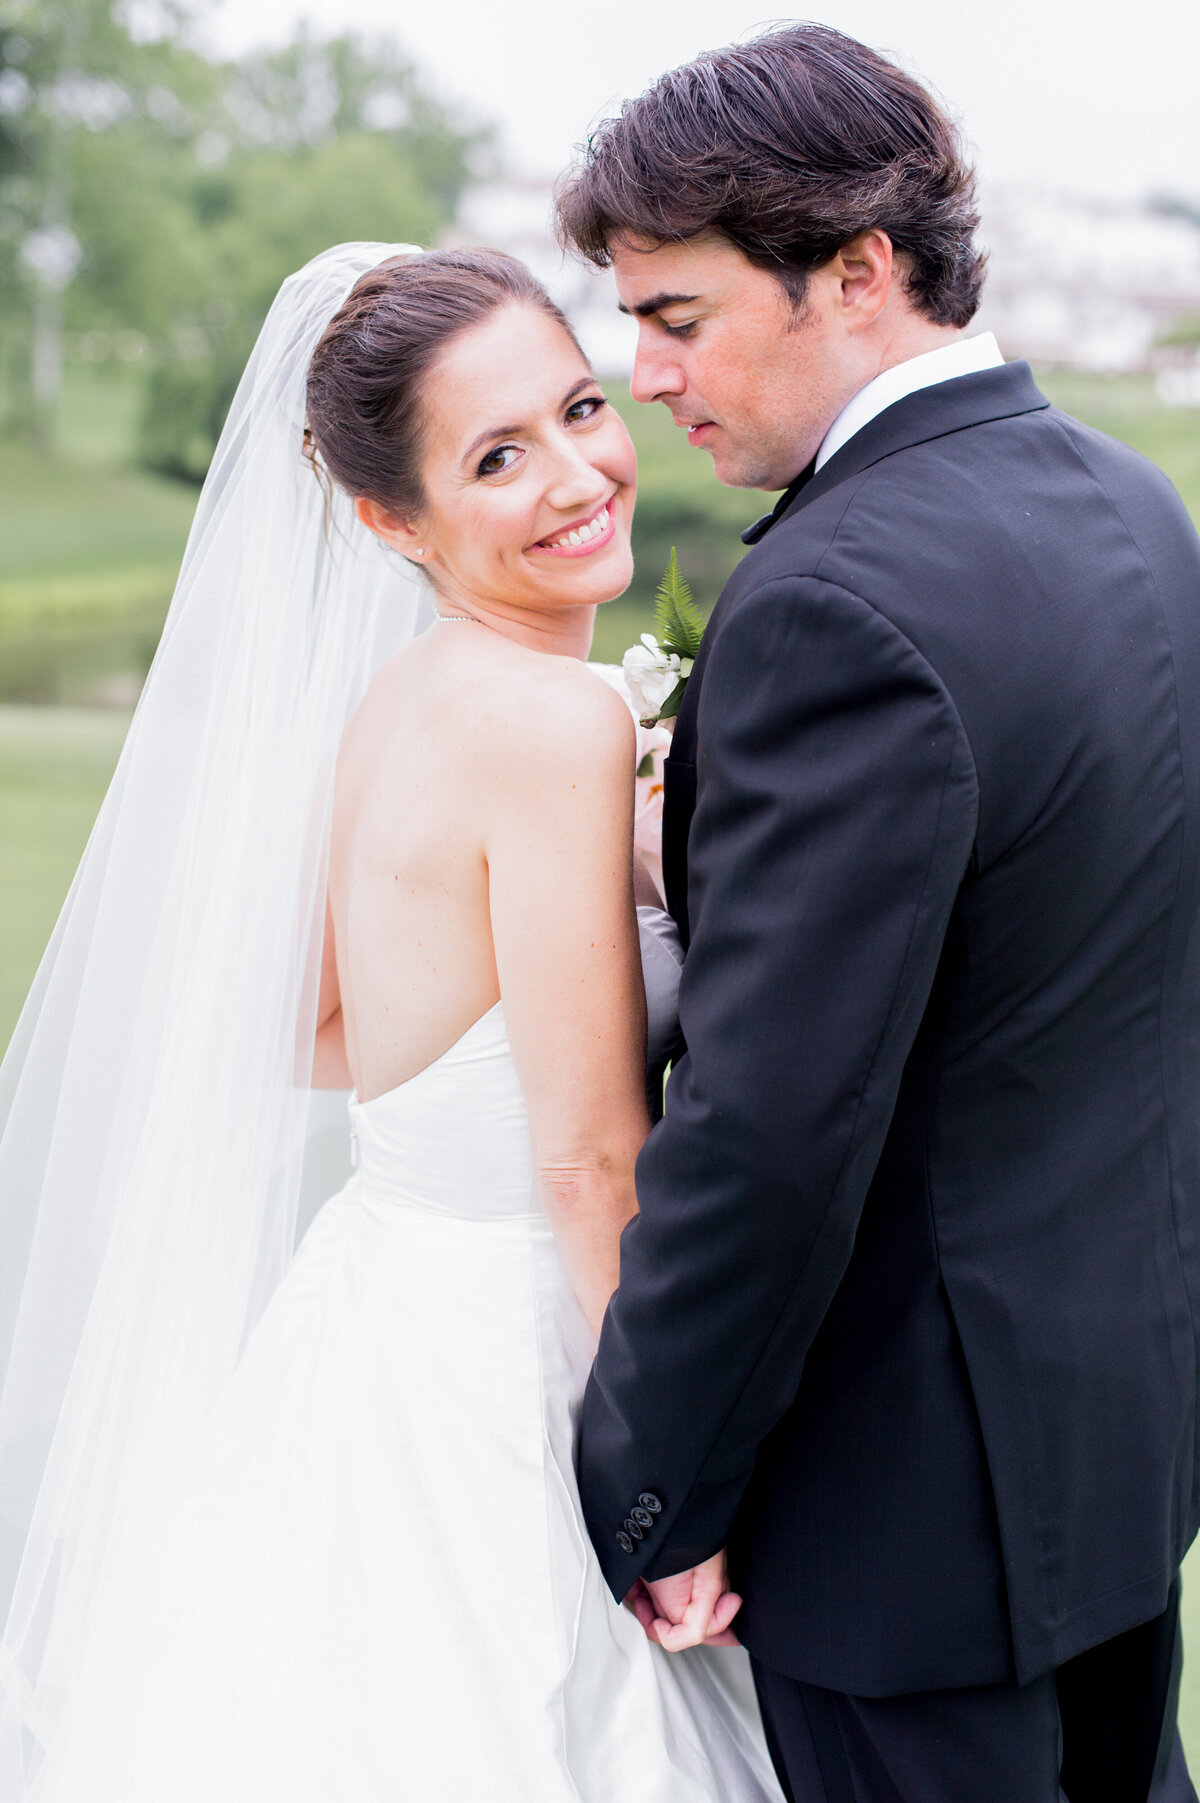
[0,241,429,1792]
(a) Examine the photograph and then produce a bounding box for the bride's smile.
[360,297,637,625]
[528,495,616,557]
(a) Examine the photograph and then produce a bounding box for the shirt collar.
[740,334,1013,547]
[815,331,1005,473]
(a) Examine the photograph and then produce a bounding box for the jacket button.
[624,1518,644,1541]
[616,1531,634,1554]
[630,1505,653,1529]
[639,1492,662,1514]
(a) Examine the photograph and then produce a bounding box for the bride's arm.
[484,664,650,1338]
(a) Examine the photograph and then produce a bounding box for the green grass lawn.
[0,706,131,1043]
[0,367,197,703]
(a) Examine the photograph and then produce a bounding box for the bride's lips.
[528,495,618,559]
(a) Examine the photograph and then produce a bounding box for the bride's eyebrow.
[463,419,521,461]
[461,379,598,463]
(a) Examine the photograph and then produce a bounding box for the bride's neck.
[430,585,596,660]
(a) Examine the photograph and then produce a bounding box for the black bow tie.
[740,457,818,545]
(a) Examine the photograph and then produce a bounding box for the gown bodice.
[349,1002,535,1218]
[347,905,684,1220]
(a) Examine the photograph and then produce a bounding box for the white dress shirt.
[814,331,1005,472]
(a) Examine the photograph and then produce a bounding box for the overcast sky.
[198,0,1199,206]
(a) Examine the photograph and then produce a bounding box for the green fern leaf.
[654,548,706,660]
[657,676,689,722]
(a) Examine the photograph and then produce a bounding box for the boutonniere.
[622,548,706,729]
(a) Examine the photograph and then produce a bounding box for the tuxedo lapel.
[659,362,1050,946]
[743,361,1049,545]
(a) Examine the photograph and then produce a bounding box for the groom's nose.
[630,334,686,407]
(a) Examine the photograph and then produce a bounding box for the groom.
[558,24,1200,1802]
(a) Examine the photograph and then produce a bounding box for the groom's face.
[612,233,856,491]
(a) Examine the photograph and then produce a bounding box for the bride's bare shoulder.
[343,634,634,797]
[469,643,635,780]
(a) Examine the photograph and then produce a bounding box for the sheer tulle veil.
[0,242,428,1792]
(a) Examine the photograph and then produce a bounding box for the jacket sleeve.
[577,574,979,1596]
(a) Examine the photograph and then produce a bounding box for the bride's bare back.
[330,628,498,1100]
[329,625,637,1102]
[305,252,648,1331]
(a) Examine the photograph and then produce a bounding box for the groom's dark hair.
[555,23,985,328]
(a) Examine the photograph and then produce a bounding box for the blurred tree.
[0,3,74,446]
[0,6,488,465]
[0,0,221,445]
[139,31,488,481]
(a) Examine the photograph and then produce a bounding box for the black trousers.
[752,1584,1197,1803]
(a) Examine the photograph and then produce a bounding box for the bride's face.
[392,302,636,613]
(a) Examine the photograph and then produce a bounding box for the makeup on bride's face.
[407,303,637,614]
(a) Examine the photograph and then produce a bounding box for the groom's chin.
[707,447,777,491]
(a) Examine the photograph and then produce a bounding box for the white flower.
[623,634,679,726]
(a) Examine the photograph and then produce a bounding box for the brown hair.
[555,24,985,329]
[305,248,579,519]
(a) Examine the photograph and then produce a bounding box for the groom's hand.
[623,1549,742,1650]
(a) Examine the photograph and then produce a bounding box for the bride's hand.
[623,1550,742,1651]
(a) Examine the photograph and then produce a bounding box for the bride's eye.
[565,396,605,425]
[477,444,521,478]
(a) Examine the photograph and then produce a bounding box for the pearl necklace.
[434,612,479,625]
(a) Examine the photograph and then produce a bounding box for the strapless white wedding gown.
[34,943,782,1799]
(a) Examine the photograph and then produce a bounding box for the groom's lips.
[676,418,716,447]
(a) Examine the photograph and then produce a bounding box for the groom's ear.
[355,496,425,561]
[830,228,894,330]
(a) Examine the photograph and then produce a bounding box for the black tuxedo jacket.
[577,363,1200,1694]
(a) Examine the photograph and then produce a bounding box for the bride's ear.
[355,496,429,565]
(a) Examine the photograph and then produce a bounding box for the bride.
[0,244,782,1799]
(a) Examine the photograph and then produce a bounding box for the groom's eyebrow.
[617,292,700,318]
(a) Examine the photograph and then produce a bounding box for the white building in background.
[452,177,1200,386]
[974,187,1200,374]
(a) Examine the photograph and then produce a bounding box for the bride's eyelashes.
[477,443,522,477]
[564,394,607,425]
[473,393,609,480]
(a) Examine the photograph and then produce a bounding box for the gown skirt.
[34,1002,783,1801]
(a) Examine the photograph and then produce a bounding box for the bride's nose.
[543,442,608,516]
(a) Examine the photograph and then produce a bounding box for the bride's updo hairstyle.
[305,248,580,522]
